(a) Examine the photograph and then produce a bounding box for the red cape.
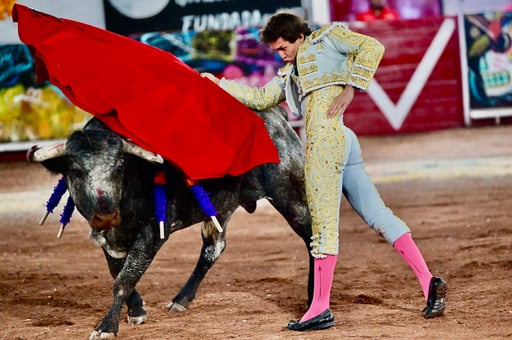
[13,4,279,180]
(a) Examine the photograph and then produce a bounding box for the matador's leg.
[303,86,346,258]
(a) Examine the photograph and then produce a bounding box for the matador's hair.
[259,11,312,44]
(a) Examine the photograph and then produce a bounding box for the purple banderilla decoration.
[186,178,223,233]
[42,172,223,240]
[40,176,75,238]
[57,195,75,238]
[39,176,67,225]
[154,169,167,239]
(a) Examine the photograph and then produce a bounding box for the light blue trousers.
[340,125,410,244]
[307,122,411,257]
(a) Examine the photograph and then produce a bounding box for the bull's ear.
[40,157,70,175]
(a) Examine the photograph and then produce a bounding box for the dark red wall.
[345,16,464,135]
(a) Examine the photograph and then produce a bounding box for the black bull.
[28,106,313,338]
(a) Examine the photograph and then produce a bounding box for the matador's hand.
[327,85,355,118]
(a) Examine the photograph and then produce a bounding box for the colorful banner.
[103,0,302,34]
[0,1,94,144]
[464,10,512,110]
[132,27,283,81]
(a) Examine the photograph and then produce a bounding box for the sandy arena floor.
[1,124,511,339]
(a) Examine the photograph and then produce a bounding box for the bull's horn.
[122,140,164,164]
[27,142,67,162]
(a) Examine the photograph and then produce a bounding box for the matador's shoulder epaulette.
[309,22,350,44]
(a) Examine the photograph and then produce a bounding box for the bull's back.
[255,106,305,170]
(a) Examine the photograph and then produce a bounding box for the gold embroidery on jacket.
[304,86,346,257]
[220,78,285,111]
[296,23,384,94]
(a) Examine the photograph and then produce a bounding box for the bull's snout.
[91,211,121,231]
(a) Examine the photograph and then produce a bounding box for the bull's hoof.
[127,305,147,325]
[89,330,116,340]
[166,301,187,312]
[127,313,147,325]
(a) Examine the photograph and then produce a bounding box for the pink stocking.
[300,254,337,322]
[393,232,432,300]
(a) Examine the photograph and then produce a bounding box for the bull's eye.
[116,157,124,173]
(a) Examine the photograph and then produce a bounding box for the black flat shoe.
[423,276,447,319]
[286,309,335,331]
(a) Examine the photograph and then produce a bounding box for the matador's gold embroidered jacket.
[220,22,385,116]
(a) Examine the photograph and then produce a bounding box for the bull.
[28,106,313,339]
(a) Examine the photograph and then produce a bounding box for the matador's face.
[268,34,304,64]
